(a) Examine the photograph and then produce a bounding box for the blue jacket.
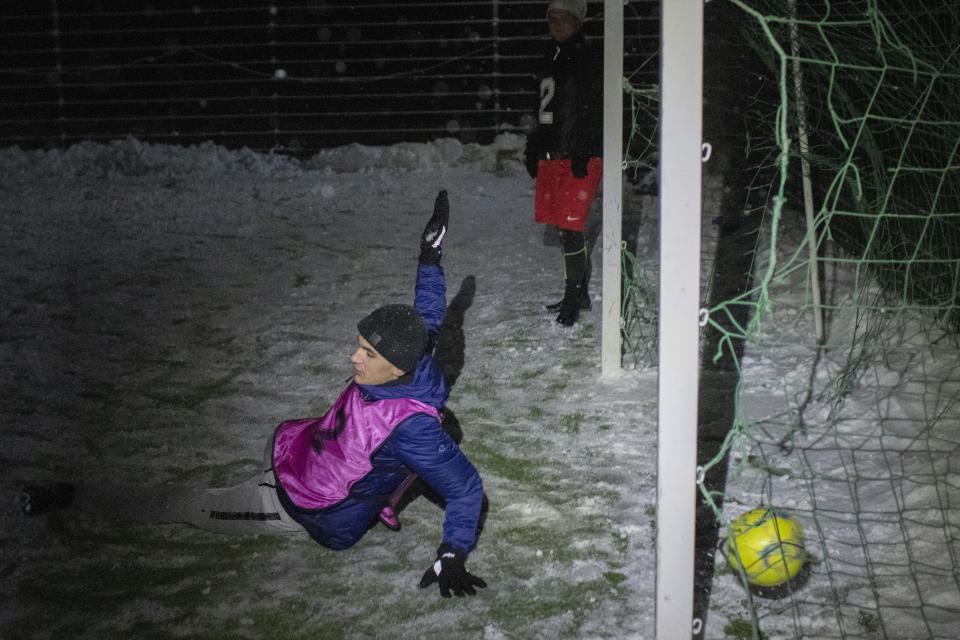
[276,263,484,553]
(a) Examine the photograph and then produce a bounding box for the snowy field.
[701,198,960,636]
[2,136,959,639]
[2,136,658,639]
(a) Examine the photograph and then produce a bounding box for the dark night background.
[1,1,660,155]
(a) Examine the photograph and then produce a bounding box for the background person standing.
[524,0,603,327]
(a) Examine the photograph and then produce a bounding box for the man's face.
[548,9,580,43]
[351,335,404,386]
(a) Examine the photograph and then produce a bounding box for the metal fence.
[1,1,659,155]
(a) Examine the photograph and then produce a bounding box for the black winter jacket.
[526,32,603,162]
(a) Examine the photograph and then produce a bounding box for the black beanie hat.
[357,304,428,373]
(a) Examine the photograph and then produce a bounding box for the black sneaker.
[556,302,580,326]
[21,483,76,517]
[555,280,586,326]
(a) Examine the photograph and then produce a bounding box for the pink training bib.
[272,383,439,510]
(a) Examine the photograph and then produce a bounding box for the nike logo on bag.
[566,216,580,221]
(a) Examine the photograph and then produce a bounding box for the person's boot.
[547,228,590,313]
[555,280,583,326]
[21,483,76,517]
[545,275,590,312]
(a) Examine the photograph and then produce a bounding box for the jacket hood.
[357,353,449,408]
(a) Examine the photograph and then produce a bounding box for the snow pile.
[304,133,526,174]
[0,133,529,181]
[2,138,301,180]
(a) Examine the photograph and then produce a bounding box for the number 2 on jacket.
[539,77,556,125]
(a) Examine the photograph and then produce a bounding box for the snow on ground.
[2,136,958,640]
[1,136,657,640]
[703,216,960,638]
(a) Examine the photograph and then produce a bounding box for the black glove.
[419,190,449,265]
[525,151,539,179]
[571,154,589,179]
[418,543,487,597]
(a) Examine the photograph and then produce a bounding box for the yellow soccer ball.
[726,508,806,588]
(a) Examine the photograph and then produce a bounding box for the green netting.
[622,1,960,638]
[620,72,660,370]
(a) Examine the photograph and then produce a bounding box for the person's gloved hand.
[418,543,487,597]
[419,190,449,265]
[571,154,589,179]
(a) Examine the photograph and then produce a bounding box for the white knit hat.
[547,0,587,22]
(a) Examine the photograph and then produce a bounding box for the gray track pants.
[77,439,304,536]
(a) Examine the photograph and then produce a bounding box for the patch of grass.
[559,412,584,435]
[466,441,546,486]
[488,577,629,638]
[858,609,880,634]
[20,552,225,622]
[519,367,547,381]
[603,571,627,586]
[138,369,243,413]
[611,531,629,554]
[243,597,349,640]
[10,528,308,639]
[308,363,335,378]
[724,618,763,639]
[745,454,790,477]
[160,457,260,486]
[645,504,658,546]
[307,393,338,415]
[542,378,567,393]
[461,406,493,421]
[356,284,393,298]
[527,405,544,419]
[458,377,500,402]
[484,332,539,351]
[497,513,622,567]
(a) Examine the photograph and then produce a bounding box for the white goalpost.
[602,0,702,635]
[601,0,702,634]
[600,0,624,377]
[654,0,703,636]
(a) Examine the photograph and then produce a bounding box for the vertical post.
[600,0,624,377]
[655,0,703,637]
[50,0,66,144]
[492,0,501,129]
[788,0,824,344]
[268,4,280,150]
